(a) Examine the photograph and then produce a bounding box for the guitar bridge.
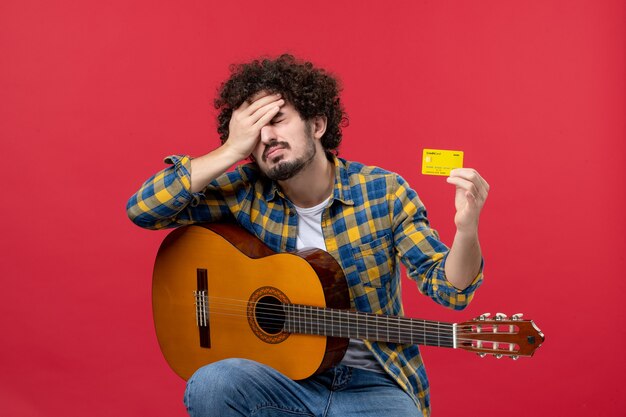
[195,268,210,348]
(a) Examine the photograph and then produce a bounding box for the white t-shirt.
[293,198,385,373]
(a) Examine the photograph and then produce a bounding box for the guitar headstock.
[456,313,545,359]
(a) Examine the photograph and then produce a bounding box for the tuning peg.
[495,313,507,321]
[511,313,524,321]
[477,353,487,358]
[510,355,519,361]
[477,313,491,321]
[495,354,503,359]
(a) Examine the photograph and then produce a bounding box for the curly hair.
[214,54,348,155]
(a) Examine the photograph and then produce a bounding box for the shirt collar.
[331,156,354,206]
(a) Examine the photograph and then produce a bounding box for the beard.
[263,127,317,181]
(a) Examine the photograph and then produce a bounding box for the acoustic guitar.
[152,223,544,380]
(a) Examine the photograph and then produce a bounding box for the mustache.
[262,141,290,161]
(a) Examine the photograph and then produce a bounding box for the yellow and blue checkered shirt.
[127,154,483,416]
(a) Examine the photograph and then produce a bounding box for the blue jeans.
[184,358,422,417]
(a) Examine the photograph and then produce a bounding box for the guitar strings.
[202,297,460,332]
[200,295,501,332]
[199,308,515,348]
[200,296,505,334]
[200,305,516,348]
[193,296,519,346]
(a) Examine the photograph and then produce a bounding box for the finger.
[449,168,490,195]
[253,104,282,129]
[449,168,482,181]
[465,190,478,208]
[234,92,278,114]
[446,176,486,202]
[242,93,283,116]
[249,99,284,125]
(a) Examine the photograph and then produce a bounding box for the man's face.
[250,99,320,181]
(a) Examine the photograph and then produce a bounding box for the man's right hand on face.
[188,93,284,193]
[224,93,285,161]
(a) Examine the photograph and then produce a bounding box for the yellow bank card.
[422,149,464,176]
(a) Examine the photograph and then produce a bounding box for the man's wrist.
[220,141,248,164]
[454,226,479,241]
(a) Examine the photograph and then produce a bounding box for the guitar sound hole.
[255,296,285,335]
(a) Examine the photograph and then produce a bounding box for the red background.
[2,0,624,415]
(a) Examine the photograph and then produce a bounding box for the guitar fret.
[337,310,342,338]
[426,320,436,346]
[315,306,320,335]
[368,314,375,341]
[304,306,313,334]
[392,316,398,343]
[436,324,441,345]
[384,318,389,340]
[339,311,350,337]
[415,319,425,345]
[338,310,343,337]
[296,305,301,334]
[375,315,379,341]
[305,305,309,335]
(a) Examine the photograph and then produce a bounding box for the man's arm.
[126,93,284,228]
[444,168,490,290]
[391,170,487,310]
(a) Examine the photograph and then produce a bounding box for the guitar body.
[152,223,350,381]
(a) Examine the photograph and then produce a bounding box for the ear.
[311,116,327,140]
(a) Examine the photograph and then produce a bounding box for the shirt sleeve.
[390,174,483,310]
[126,155,234,230]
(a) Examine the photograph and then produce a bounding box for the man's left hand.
[446,168,490,234]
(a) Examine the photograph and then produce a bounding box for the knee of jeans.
[186,358,262,400]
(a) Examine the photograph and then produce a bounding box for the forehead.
[248,90,273,102]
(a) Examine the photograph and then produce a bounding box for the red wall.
[2,1,624,415]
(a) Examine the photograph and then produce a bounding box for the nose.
[260,124,276,144]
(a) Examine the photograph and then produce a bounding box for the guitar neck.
[284,304,456,348]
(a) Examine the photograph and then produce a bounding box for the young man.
[127,54,489,417]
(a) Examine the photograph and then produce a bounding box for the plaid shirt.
[127,154,483,416]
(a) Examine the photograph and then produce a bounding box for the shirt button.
[289,211,295,217]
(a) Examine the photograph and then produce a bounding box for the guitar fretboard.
[284,304,455,348]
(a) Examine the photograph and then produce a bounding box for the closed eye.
[270,117,284,125]
[270,111,286,125]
